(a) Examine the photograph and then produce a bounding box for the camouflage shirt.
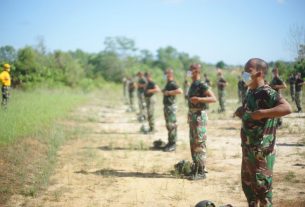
[241,85,280,151]
[144,81,156,98]
[163,80,179,106]
[270,76,284,93]
[137,77,147,93]
[188,80,209,109]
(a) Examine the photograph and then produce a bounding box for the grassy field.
[0,88,89,145]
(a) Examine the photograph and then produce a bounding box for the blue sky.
[1,0,305,65]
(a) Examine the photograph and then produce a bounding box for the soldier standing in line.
[204,73,212,110]
[0,64,11,109]
[295,72,305,112]
[217,71,227,113]
[288,73,296,102]
[137,72,147,121]
[270,67,287,127]
[127,76,136,112]
[238,75,247,103]
[183,79,190,105]
[234,58,291,207]
[187,64,216,180]
[144,72,160,133]
[162,69,183,152]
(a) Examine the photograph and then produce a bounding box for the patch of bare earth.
[6,97,305,207]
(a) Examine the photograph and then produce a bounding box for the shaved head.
[245,58,268,75]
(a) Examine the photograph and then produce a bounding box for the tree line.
[0,36,304,90]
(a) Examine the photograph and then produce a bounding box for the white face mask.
[242,72,252,85]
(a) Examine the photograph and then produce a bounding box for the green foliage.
[294,58,305,77]
[0,88,87,144]
[216,60,226,69]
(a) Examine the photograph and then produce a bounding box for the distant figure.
[288,73,296,102]
[183,79,190,105]
[270,67,287,127]
[144,72,160,132]
[295,72,305,112]
[127,76,136,112]
[187,64,216,180]
[137,72,147,121]
[217,71,227,112]
[270,67,286,94]
[162,69,183,152]
[122,76,129,104]
[204,73,211,109]
[234,58,291,207]
[238,75,247,103]
[0,63,11,109]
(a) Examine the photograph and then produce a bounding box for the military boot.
[163,143,176,152]
[188,163,206,180]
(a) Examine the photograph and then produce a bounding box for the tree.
[216,60,226,69]
[0,45,17,64]
[104,36,137,58]
[286,24,305,60]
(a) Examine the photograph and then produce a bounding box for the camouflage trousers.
[129,91,135,110]
[137,91,146,117]
[241,146,275,207]
[290,86,295,102]
[1,86,9,108]
[295,91,302,111]
[145,97,155,131]
[218,90,226,112]
[188,110,208,170]
[164,105,177,144]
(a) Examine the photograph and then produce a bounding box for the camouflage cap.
[195,200,216,207]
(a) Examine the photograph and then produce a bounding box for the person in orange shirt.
[0,63,11,108]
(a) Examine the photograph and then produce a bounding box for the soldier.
[162,69,183,152]
[187,64,216,180]
[288,73,296,102]
[270,67,287,127]
[183,79,190,105]
[234,58,291,207]
[127,76,136,112]
[144,72,160,132]
[295,72,305,112]
[217,71,227,112]
[137,72,147,121]
[0,63,11,109]
[238,75,247,103]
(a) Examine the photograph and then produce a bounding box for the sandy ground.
[7,95,305,207]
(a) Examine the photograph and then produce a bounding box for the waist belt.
[189,108,205,113]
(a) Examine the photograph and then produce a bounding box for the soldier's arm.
[147,85,160,94]
[250,97,292,120]
[190,89,216,104]
[164,88,183,96]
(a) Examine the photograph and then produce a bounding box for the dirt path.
[7,95,305,207]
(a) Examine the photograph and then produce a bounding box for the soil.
[6,95,305,207]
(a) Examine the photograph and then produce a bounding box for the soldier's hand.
[250,110,263,120]
[234,106,245,119]
[190,97,200,104]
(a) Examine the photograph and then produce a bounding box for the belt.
[189,108,205,113]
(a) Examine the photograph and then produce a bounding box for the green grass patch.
[0,88,87,144]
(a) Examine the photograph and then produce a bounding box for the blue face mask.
[242,72,252,85]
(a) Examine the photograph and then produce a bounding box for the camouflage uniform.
[128,79,135,111]
[238,79,247,103]
[217,77,226,112]
[270,76,285,126]
[137,77,147,119]
[288,75,296,102]
[145,80,156,131]
[188,80,209,173]
[1,86,9,108]
[295,77,304,112]
[163,80,179,144]
[241,85,280,207]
